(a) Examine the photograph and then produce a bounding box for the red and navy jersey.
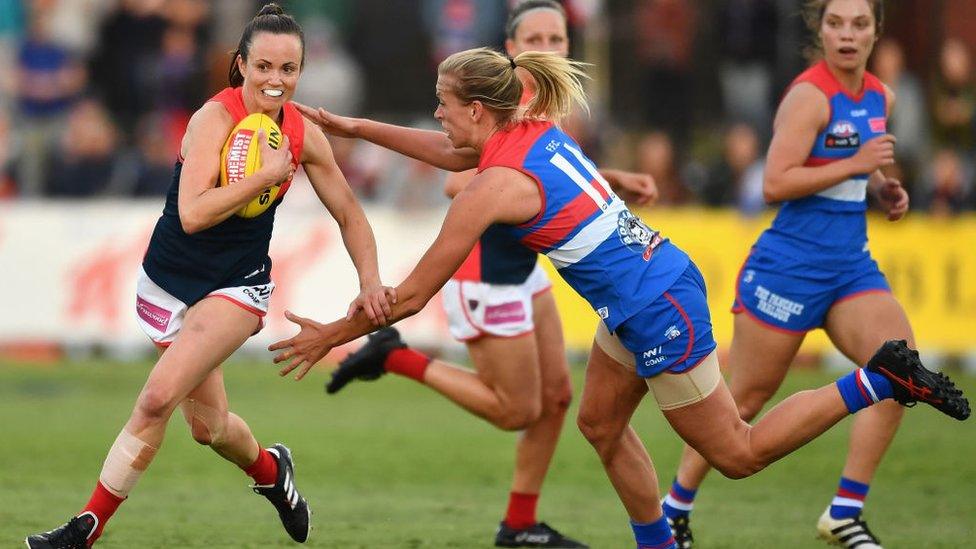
[451,87,543,285]
[142,87,305,305]
[452,224,538,284]
[480,120,689,331]
[758,61,888,266]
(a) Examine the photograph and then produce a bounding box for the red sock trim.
[243,447,278,486]
[384,348,431,382]
[504,491,539,530]
[82,481,125,543]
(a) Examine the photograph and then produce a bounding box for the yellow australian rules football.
[218,112,285,218]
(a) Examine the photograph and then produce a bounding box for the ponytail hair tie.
[509,57,517,69]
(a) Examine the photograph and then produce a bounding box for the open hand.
[269,310,333,380]
[294,102,360,139]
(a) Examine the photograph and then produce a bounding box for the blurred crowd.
[0,0,974,216]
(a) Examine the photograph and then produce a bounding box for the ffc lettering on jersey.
[825,120,859,149]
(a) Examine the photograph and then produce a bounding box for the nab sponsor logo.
[545,140,561,152]
[825,120,860,148]
[869,117,886,133]
[643,347,663,358]
[643,347,667,367]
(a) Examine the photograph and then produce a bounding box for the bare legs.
[671,293,909,501]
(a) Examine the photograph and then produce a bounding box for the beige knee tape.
[594,323,722,410]
[99,429,158,498]
[180,398,227,445]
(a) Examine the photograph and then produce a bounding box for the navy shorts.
[613,262,718,377]
[732,246,891,333]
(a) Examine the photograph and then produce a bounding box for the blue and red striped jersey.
[478,120,689,331]
[757,61,888,266]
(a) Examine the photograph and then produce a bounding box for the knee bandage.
[99,429,158,498]
[180,398,227,446]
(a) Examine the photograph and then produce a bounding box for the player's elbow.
[179,209,205,235]
[762,175,784,204]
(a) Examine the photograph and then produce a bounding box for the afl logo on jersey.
[825,120,860,148]
[617,211,662,261]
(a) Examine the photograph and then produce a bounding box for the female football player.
[662,2,914,547]
[26,4,392,547]
[315,3,651,547]
[271,46,968,549]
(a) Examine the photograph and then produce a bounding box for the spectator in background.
[872,38,929,188]
[931,38,975,150]
[919,148,973,217]
[45,98,121,197]
[422,0,507,64]
[716,0,778,137]
[702,123,766,215]
[14,4,87,196]
[127,112,179,197]
[292,17,364,117]
[154,23,207,118]
[42,0,115,58]
[348,1,433,116]
[89,0,168,134]
[635,130,692,205]
[0,0,26,104]
[0,108,15,199]
[632,0,698,147]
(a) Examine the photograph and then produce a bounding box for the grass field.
[1,358,973,548]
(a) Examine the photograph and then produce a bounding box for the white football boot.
[816,507,883,548]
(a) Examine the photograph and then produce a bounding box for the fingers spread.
[269,338,293,352]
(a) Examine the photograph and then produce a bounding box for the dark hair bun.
[257,2,284,17]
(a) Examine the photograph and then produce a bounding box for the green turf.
[1,359,973,548]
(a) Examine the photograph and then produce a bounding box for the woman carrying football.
[662,2,916,547]
[26,4,391,547]
[272,46,967,549]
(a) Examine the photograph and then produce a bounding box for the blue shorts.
[613,262,718,377]
[732,246,891,333]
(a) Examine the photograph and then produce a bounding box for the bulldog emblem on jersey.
[617,211,662,261]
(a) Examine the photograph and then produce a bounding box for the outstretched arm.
[269,167,542,379]
[294,102,480,172]
[301,120,394,324]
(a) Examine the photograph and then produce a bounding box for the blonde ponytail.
[438,47,589,124]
